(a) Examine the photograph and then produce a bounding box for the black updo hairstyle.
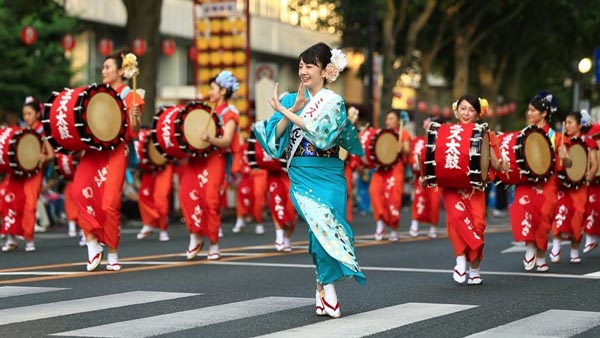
[529,90,558,124]
[298,42,332,84]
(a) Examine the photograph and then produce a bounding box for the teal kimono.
[253,88,366,286]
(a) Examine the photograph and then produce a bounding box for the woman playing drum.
[508,91,566,272]
[1,97,54,252]
[429,95,508,285]
[181,70,241,261]
[369,110,411,242]
[73,50,143,271]
[550,110,598,264]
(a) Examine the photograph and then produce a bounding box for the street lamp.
[573,57,593,111]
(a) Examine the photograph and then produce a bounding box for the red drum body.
[43,83,127,153]
[359,128,399,170]
[55,152,78,180]
[410,136,427,175]
[136,129,168,172]
[496,125,554,185]
[558,138,588,189]
[0,127,42,177]
[152,102,221,159]
[246,133,286,173]
[593,136,600,185]
[425,122,490,190]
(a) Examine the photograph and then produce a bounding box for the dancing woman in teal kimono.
[253,42,365,319]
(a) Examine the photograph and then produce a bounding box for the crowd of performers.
[1,47,600,319]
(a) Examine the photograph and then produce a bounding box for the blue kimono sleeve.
[251,93,297,159]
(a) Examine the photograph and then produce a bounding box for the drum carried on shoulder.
[42,83,127,153]
[558,137,588,189]
[0,127,42,177]
[55,152,78,180]
[495,125,555,185]
[152,101,221,160]
[359,127,400,170]
[424,122,490,190]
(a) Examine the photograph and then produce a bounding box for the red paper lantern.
[132,38,147,56]
[441,106,451,119]
[431,104,440,116]
[188,46,198,61]
[417,101,428,114]
[20,26,37,45]
[507,102,516,114]
[161,39,176,56]
[98,38,113,56]
[61,33,76,52]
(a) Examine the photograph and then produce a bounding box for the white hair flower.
[215,70,239,92]
[324,48,347,83]
[122,53,139,79]
[581,109,592,126]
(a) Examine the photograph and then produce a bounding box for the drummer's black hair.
[456,94,481,114]
[529,90,558,123]
[105,48,133,79]
[565,111,591,134]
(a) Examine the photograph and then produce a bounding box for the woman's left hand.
[268,83,284,112]
[199,130,210,142]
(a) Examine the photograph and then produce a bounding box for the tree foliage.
[0,0,78,117]
[337,0,600,124]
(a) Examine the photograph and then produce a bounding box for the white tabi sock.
[68,221,77,233]
[585,234,597,246]
[410,220,418,231]
[456,255,467,272]
[86,239,101,258]
[551,239,561,254]
[375,220,385,234]
[275,229,284,244]
[107,252,119,265]
[468,267,480,278]
[570,248,580,259]
[525,242,536,258]
[188,233,200,251]
[323,283,338,305]
[283,237,291,248]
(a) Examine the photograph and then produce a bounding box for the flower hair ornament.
[121,53,139,79]
[215,70,240,92]
[24,96,43,113]
[324,48,348,83]
[478,97,489,117]
[580,109,592,126]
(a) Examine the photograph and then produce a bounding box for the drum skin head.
[375,132,398,165]
[87,92,122,142]
[566,143,587,182]
[480,132,490,182]
[17,133,42,171]
[183,109,216,149]
[525,132,552,175]
[148,140,168,166]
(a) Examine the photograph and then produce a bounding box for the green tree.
[0,0,78,118]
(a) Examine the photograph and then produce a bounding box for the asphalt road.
[1,209,600,338]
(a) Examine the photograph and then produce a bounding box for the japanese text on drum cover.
[445,125,463,170]
[57,89,75,140]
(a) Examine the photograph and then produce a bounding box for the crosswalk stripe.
[0,286,68,298]
[464,309,600,338]
[255,302,477,338]
[0,291,198,326]
[52,296,313,337]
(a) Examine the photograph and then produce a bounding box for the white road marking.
[52,296,313,337]
[0,286,68,298]
[464,309,600,337]
[0,291,198,326]
[255,302,476,337]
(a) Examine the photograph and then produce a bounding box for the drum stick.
[559,121,566,166]
[398,120,404,154]
[491,131,509,179]
[132,76,137,107]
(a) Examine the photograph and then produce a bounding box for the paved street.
[1,209,600,337]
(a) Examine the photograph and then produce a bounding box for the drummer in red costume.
[409,116,441,239]
[582,122,600,253]
[1,97,54,252]
[136,130,173,242]
[509,91,566,272]
[182,70,241,260]
[549,110,598,264]
[430,95,508,285]
[74,50,143,271]
[370,110,411,242]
